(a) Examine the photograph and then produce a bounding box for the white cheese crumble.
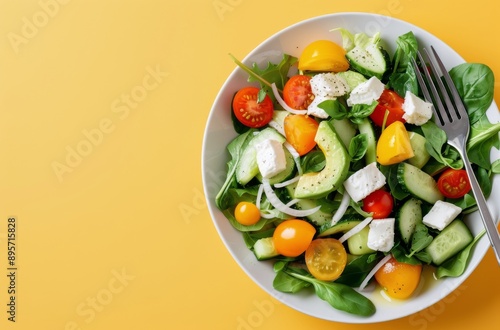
[367,218,395,252]
[423,200,462,231]
[254,139,287,179]
[346,76,385,106]
[307,73,349,118]
[343,162,386,202]
[402,91,433,125]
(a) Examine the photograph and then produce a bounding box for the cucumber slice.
[330,118,356,149]
[347,226,375,255]
[408,132,430,169]
[425,220,473,266]
[235,128,286,185]
[397,198,423,244]
[397,162,444,204]
[319,218,362,237]
[357,118,377,164]
[253,237,279,261]
[285,183,333,226]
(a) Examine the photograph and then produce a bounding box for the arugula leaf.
[388,31,419,97]
[436,230,486,278]
[467,115,500,170]
[449,63,494,125]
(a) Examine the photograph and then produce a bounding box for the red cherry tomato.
[370,89,406,127]
[363,189,394,219]
[437,168,472,199]
[273,219,316,257]
[232,87,274,128]
[283,75,314,110]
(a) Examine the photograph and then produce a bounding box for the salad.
[214,28,500,316]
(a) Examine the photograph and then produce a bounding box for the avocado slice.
[294,121,350,199]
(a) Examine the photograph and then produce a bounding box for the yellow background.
[0,0,499,329]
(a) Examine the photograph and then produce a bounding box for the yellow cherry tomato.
[376,121,415,165]
[298,40,349,72]
[374,257,422,299]
[273,219,316,257]
[305,238,347,281]
[234,202,261,226]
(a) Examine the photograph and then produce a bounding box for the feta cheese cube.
[367,218,395,252]
[254,139,287,179]
[310,73,350,98]
[307,94,330,119]
[423,200,462,231]
[346,76,385,106]
[402,91,433,125]
[343,162,386,202]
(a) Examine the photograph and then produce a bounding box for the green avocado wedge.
[294,121,350,199]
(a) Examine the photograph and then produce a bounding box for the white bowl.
[202,12,500,323]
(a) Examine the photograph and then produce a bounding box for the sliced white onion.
[271,83,308,115]
[359,254,392,291]
[273,175,301,188]
[285,198,300,207]
[331,191,351,226]
[283,142,303,175]
[256,183,265,210]
[338,217,373,244]
[262,180,320,217]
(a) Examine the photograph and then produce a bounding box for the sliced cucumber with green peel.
[253,237,279,261]
[235,127,286,185]
[408,132,430,169]
[357,118,377,164]
[397,162,444,204]
[425,220,473,266]
[347,226,375,255]
[397,197,423,244]
[319,218,362,237]
[285,183,333,226]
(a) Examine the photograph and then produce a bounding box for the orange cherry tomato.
[363,189,394,219]
[284,114,319,156]
[234,202,261,226]
[283,75,314,110]
[232,87,274,128]
[370,89,406,127]
[273,219,316,257]
[374,257,422,299]
[437,168,472,199]
[305,238,347,281]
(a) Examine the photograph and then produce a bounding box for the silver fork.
[412,46,500,266]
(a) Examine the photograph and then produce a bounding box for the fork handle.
[462,152,500,265]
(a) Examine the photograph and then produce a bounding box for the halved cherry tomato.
[284,114,319,156]
[437,168,471,199]
[305,238,347,281]
[298,40,349,72]
[283,75,314,110]
[363,189,394,219]
[232,87,274,128]
[370,89,406,127]
[374,257,422,299]
[234,202,261,226]
[273,219,316,257]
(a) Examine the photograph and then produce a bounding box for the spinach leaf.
[349,102,378,124]
[467,115,500,170]
[301,150,326,173]
[348,134,368,162]
[475,165,492,198]
[408,223,433,257]
[436,230,486,278]
[492,159,500,174]
[215,130,255,210]
[388,31,419,97]
[421,121,462,169]
[318,99,348,119]
[449,63,494,125]
[288,271,376,316]
[273,269,311,293]
[336,253,381,287]
[379,164,409,200]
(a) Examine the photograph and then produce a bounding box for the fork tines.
[411,47,469,128]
